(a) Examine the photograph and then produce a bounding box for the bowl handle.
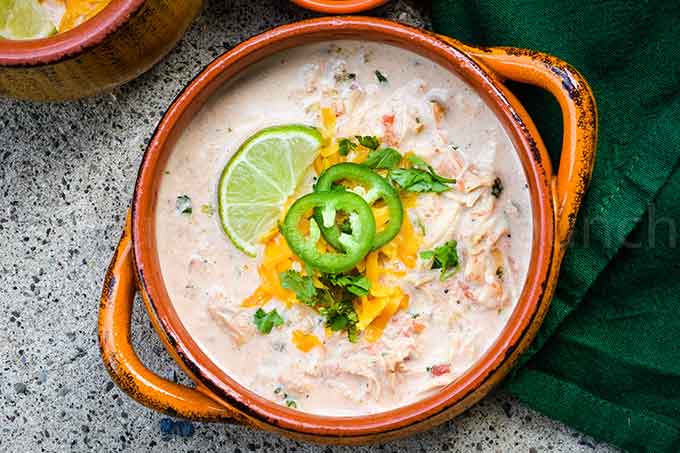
[99,214,237,422]
[438,36,597,258]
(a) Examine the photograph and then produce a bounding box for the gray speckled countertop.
[0,1,618,451]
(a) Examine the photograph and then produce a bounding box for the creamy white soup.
[155,41,532,416]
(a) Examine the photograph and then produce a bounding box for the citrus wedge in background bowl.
[0,0,57,40]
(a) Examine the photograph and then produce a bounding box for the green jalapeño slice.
[281,191,376,273]
[314,163,403,251]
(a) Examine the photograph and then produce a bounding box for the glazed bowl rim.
[0,0,145,66]
[131,16,554,437]
[290,0,390,14]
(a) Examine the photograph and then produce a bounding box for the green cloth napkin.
[432,2,680,451]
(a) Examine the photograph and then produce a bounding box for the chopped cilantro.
[420,240,460,281]
[335,71,357,82]
[491,177,504,197]
[405,154,429,169]
[388,168,450,193]
[253,308,284,334]
[285,400,297,408]
[280,270,316,306]
[338,138,357,156]
[355,135,380,150]
[381,154,456,193]
[323,297,358,329]
[317,286,360,342]
[176,195,192,215]
[280,270,361,342]
[347,326,359,343]
[374,70,388,83]
[362,147,402,169]
[326,274,371,296]
[407,154,456,184]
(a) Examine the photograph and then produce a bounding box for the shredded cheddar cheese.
[364,294,406,343]
[292,330,322,352]
[243,233,299,308]
[355,294,387,331]
[352,195,422,341]
[320,106,336,141]
[314,107,344,174]
[372,205,391,231]
[351,144,371,163]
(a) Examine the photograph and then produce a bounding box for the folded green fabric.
[432,2,680,452]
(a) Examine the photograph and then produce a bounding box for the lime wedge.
[218,125,323,256]
[0,0,57,40]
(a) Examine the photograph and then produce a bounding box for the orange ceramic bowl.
[290,0,389,14]
[0,0,203,101]
[99,16,597,445]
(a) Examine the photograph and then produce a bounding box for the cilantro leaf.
[280,270,316,306]
[355,135,380,150]
[420,240,459,280]
[375,70,388,83]
[491,177,504,197]
[405,154,429,169]
[335,71,356,82]
[176,195,192,214]
[338,138,357,156]
[362,147,402,169]
[387,154,456,193]
[388,168,450,193]
[319,296,359,336]
[406,154,456,184]
[279,270,362,342]
[327,274,371,296]
[316,274,362,341]
[347,325,359,343]
[253,308,284,334]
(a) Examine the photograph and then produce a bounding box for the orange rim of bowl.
[132,16,554,438]
[0,0,145,66]
[290,0,389,14]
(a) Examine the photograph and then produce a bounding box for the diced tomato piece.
[431,364,450,376]
[382,114,398,146]
[412,321,426,334]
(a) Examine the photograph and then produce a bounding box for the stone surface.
[0,1,617,451]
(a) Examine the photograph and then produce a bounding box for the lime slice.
[0,0,57,40]
[218,125,323,256]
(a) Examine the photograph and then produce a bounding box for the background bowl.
[0,0,203,101]
[290,0,389,14]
